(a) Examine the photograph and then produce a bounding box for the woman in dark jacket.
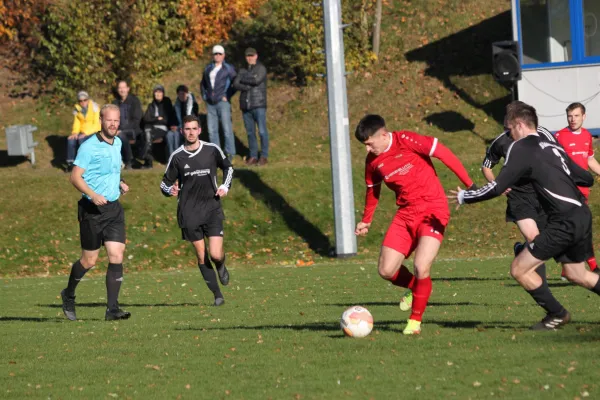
[141,84,176,168]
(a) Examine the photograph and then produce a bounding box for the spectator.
[112,79,143,169]
[168,84,199,159]
[66,91,101,171]
[233,47,269,166]
[141,84,177,169]
[201,44,237,161]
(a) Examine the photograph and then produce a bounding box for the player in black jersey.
[451,102,600,330]
[481,123,555,281]
[160,115,234,306]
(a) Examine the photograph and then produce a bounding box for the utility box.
[5,125,39,164]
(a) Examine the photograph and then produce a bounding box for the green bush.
[36,0,185,99]
[228,0,374,84]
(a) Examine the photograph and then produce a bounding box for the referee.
[60,104,131,321]
[452,102,600,330]
[161,115,234,306]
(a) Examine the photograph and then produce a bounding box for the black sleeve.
[465,143,530,204]
[192,100,199,116]
[132,97,143,133]
[215,148,234,190]
[160,156,179,197]
[233,69,252,91]
[567,156,595,187]
[240,64,267,86]
[200,69,208,101]
[143,103,157,125]
[481,133,505,168]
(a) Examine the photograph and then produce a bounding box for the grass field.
[3,258,600,399]
[2,1,600,398]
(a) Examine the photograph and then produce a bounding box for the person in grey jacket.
[233,48,269,166]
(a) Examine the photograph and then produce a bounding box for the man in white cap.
[201,44,238,161]
[66,91,101,171]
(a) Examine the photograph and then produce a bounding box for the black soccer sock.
[65,260,89,297]
[526,281,566,317]
[590,276,600,295]
[212,254,226,271]
[535,263,548,284]
[106,263,123,311]
[198,263,222,298]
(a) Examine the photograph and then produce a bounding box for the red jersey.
[555,127,594,198]
[361,131,473,223]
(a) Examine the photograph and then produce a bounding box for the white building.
[513,0,600,135]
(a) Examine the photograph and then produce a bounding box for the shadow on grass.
[0,151,29,167]
[45,134,68,170]
[38,302,199,309]
[424,111,493,145]
[0,316,102,322]
[325,301,490,307]
[235,169,333,256]
[405,11,513,127]
[432,276,510,282]
[177,319,523,334]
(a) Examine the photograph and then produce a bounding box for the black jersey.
[464,133,593,215]
[160,142,234,229]
[482,126,556,197]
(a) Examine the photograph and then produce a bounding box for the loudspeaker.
[492,41,521,83]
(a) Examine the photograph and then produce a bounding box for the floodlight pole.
[322,0,357,258]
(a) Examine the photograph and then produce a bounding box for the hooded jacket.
[71,100,101,135]
[201,62,237,105]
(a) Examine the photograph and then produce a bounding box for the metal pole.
[322,0,357,258]
[373,0,382,57]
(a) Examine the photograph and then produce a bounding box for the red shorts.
[382,206,449,258]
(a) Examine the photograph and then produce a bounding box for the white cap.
[212,45,225,55]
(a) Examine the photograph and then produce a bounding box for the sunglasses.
[213,53,223,56]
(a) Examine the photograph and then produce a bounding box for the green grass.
[2,259,600,399]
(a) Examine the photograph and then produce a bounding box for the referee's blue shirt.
[74,133,123,202]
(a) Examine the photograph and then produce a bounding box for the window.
[517,0,600,67]
[583,0,600,57]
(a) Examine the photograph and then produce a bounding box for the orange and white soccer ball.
[340,306,373,338]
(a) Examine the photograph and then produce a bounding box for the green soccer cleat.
[399,290,413,311]
[403,319,421,335]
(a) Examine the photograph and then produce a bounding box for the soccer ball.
[340,306,373,338]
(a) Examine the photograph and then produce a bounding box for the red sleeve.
[397,130,437,157]
[587,130,594,157]
[431,142,474,187]
[362,158,382,224]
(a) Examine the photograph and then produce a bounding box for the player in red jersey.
[354,114,475,335]
[555,102,600,274]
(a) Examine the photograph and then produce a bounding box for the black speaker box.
[492,41,521,83]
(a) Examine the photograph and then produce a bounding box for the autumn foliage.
[0,0,374,97]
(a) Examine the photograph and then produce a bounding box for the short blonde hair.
[100,103,120,118]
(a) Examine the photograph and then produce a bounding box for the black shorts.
[528,205,593,264]
[506,191,546,228]
[78,199,126,251]
[181,209,224,242]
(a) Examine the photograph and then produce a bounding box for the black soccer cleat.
[60,289,77,321]
[213,297,225,307]
[530,311,571,331]
[513,242,525,256]
[105,308,131,321]
[217,266,230,286]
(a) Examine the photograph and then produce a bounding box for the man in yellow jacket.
[67,91,101,170]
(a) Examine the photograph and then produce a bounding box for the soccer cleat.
[403,319,421,335]
[513,242,525,256]
[217,266,230,286]
[399,290,413,311]
[105,308,131,321]
[530,311,571,331]
[213,297,225,307]
[60,289,77,321]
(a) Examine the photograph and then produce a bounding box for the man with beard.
[60,104,132,321]
[160,115,234,306]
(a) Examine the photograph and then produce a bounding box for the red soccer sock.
[410,277,432,322]
[587,256,598,271]
[389,265,415,289]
